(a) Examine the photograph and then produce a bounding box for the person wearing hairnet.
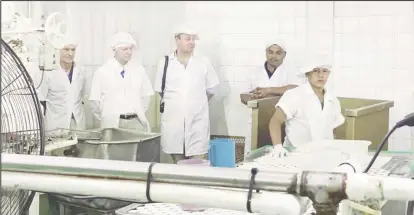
[89,32,154,132]
[240,38,303,158]
[268,56,345,158]
[37,36,87,135]
[154,26,219,164]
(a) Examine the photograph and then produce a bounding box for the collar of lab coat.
[303,81,334,102]
[109,57,132,74]
[168,50,197,60]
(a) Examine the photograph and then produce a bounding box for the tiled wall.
[41,1,414,150]
[332,1,414,150]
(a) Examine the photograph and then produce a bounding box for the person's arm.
[140,67,155,112]
[269,107,287,145]
[267,85,298,95]
[205,58,219,101]
[269,90,298,145]
[36,71,49,115]
[80,67,88,105]
[252,85,297,99]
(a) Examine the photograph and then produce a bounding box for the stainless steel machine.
[43,128,161,215]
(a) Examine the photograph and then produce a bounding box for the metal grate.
[116,203,257,215]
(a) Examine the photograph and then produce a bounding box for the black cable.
[246,168,260,213]
[338,162,356,173]
[364,125,397,173]
[146,162,157,203]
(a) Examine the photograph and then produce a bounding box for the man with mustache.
[240,38,303,158]
[89,32,154,132]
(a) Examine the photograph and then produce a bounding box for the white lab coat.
[37,65,87,133]
[244,62,303,157]
[89,58,154,131]
[154,52,219,156]
[275,82,345,148]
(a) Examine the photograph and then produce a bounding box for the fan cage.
[1,38,45,215]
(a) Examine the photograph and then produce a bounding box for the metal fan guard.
[1,39,45,215]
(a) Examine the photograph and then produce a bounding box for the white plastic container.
[301,139,370,160]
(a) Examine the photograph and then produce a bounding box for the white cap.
[110,32,137,49]
[173,24,199,40]
[265,37,288,52]
[62,33,78,47]
[300,55,333,75]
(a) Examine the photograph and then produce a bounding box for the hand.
[271,144,290,158]
[240,93,252,105]
[252,87,271,99]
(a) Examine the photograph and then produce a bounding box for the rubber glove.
[271,144,290,158]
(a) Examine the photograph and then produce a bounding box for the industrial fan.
[1,39,45,214]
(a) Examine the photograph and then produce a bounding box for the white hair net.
[173,24,199,40]
[300,55,333,75]
[62,33,78,47]
[110,32,137,49]
[265,37,288,52]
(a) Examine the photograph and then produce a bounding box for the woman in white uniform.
[269,56,345,157]
[240,38,303,158]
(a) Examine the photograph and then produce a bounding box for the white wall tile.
[342,17,359,34]
[377,34,395,51]
[339,52,359,67]
[376,16,394,34]
[341,34,359,51]
[395,33,414,51]
[395,51,414,69]
[334,2,361,17]
[232,66,251,82]
[393,14,414,33]
[308,18,333,32]
[279,18,296,34]
[357,17,378,33]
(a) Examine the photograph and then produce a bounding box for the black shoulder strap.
[161,55,169,94]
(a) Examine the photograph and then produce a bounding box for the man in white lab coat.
[240,38,303,104]
[38,39,87,136]
[154,26,219,164]
[240,38,303,158]
[89,32,154,132]
[269,56,345,157]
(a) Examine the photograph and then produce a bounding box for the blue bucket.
[208,139,236,168]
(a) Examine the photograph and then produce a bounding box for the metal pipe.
[2,171,303,215]
[2,154,298,192]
